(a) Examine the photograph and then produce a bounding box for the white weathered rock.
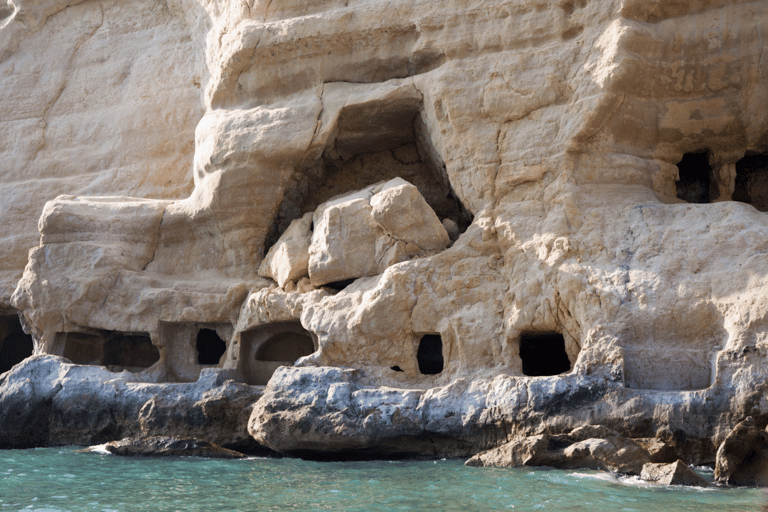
[259,212,313,288]
[370,178,450,252]
[0,0,767,462]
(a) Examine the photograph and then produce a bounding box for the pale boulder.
[259,212,313,288]
[370,178,451,252]
[641,460,708,487]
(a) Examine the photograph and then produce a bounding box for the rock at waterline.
[715,417,768,486]
[641,460,708,487]
[86,436,247,459]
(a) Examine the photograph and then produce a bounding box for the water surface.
[0,448,763,511]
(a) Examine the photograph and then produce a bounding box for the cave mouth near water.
[240,322,317,385]
[0,315,34,374]
[733,153,768,211]
[519,332,571,377]
[61,330,159,372]
[196,328,227,365]
[675,151,712,204]
[417,334,444,375]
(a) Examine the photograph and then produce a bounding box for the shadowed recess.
[61,330,159,372]
[0,315,34,374]
[519,332,571,377]
[196,328,227,365]
[240,322,316,385]
[733,153,768,211]
[417,334,443,375]
[675,151,712,204]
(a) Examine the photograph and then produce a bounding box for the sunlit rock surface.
[0,0,768,466]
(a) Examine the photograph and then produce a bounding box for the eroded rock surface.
[715,417,768,486]
[0,0,767,465]
[94,436,247,459]
[641,460,708,487]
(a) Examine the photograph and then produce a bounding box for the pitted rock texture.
[0,0,767,463]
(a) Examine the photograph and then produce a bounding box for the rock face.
[0,355,265,452]
[0,0,768,465]
[641,460,709,487]
[715,417,768,486]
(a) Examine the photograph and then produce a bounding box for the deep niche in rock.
[239,322,316,385]
[0,314,34,374]
[265,96,473,250]
[60,330,159,372]
[732,153,768,211]
[519,332,571,377]
[417,334,444,375]
[675,151,712,204]
[196,328,227,365]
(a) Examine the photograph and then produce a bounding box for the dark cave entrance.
[732,153,768,211]
[265,97,473,250]
[417,334,444,375]
[519,332,571,376]
[61,330,159,372]
[0,314,34,374]
[196,328,227,365]
[240,322,316,385]
[675,151,712,204]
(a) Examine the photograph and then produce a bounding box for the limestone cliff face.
[1,0,768,458]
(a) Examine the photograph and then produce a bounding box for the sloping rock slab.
[466,427,654,475]
[715,417,768,486]
[641,460,708,487]
[96,436,246,458]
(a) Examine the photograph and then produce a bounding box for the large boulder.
[715,417,768,486]
[641,460,708,487]
[259,212,313,288]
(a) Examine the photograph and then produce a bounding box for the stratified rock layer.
[0,0,768,466]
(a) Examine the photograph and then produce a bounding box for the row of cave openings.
[675,151,768,208]
[0,313,575,381]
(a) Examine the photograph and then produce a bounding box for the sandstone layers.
[0,0,767,472]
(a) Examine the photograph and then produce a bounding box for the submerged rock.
[715,417,768,486]
[96,436,246,458]
[641,460,708,487]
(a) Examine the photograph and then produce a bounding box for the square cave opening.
[675,151,712,204]
[60,330,159,372]
[196,328,227,365]
[732,153,768,211]
[239,322,316,385]
[519,332,571,377]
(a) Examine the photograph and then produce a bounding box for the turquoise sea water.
[0,448,764,511]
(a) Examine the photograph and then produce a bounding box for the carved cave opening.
[732,153,768,211]
[0,314,34,374]
[240,322,316,385]
[265,97,473,250]
[675,151,712,204]
[196,328,227,365]
[61,330,159,372]
[417,334,444,375]
[519,332,571,377]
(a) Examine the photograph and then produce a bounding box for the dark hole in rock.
[61,330,158,372]
[391,365,403,372]
[417,334,443,375]
[675,151,712,203]
[323,279,356,291]
[240,323,316,385]
[196,328,227,365]
[519,332,571,376]
[0,315,34,374]
[732,153,768,211]
[265,98,473,250]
